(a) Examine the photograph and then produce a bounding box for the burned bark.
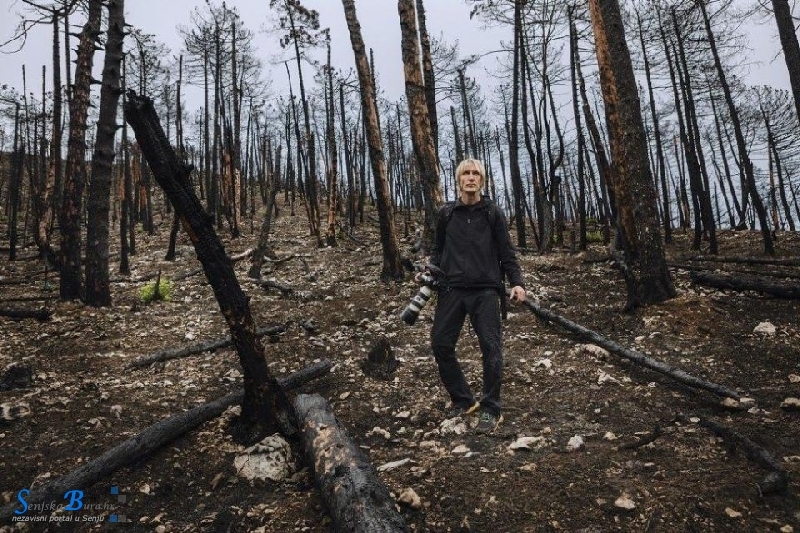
[294,393,409,533]
[689,271,800,299]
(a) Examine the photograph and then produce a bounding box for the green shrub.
[139,278,172,303]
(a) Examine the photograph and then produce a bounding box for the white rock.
[440,418,468,436]
[614,493,636,510]
[780,397,800,411]
[395,411,411,419]
[398,487,422,509]
[509,436,546,450]
[603,432,617,441]
[233,434,294,482]
[597,370,620,385]
[581,344,610,358]
[566,435,585,452]
[377,458,411,472]
[535,358,552,369]
[339,392,351,400]
[725,507,742,518]
[451,445,471,455]
[753,321,776,335]
[789,374,800,384]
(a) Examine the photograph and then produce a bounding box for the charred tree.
[588,0,675,309]
[342,0,404,281]
[124,92,296,442]
[85,0,125,307]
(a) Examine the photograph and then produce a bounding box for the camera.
[400,265,441,325]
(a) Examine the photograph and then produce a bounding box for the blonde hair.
[455,158,486,189]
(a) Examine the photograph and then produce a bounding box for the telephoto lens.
[400,276,435,325]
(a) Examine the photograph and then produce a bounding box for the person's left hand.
[509,286,526,304]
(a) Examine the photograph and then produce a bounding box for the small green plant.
[586,230,604,243]
[139,275,172,303]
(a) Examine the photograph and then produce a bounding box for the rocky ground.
[1,207,799,532]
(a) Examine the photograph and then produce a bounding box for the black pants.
[431,287,503,416]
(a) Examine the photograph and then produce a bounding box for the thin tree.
[85,0,125,306]
[59,0,102,300]
[341,0,404,281]
[398,0,443,251]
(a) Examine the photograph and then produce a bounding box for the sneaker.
[445,401,480,419]
[475,411,504,434]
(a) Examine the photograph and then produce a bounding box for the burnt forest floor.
[1,205,799,533]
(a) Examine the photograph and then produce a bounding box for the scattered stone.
[580,344,610,358]
[440,418,468,436]
[398,487,422,509]
[233,434,294,482]
[780,397,800,412]
[509,436,546,451]
[535,358,552,369]
[377,458,411,472]
[614,493,636,510]
[753,321,776,335]
[566,435,585,452]
[451,445,471,455]
[603,432,617,441]
[597,370,620,385]
[725,507,742,518]
[789,374,800,384]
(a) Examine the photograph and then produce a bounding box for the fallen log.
[255,279,293,296]
[0,308,52,321]
[521,299,741,400]
[685,415,788,495]
[125,323,288,370]
[294,394,409,533]
[682,255,800,267]
[669,263,800,281]
[172,249,255,282]
[0,360,333,523]
[689,271,800,299]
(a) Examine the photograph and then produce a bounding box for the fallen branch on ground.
[294,393,409,533]
[682,255,800,267]
[668,263,800,281]
[255,279,293,296]
[690,271,800,299]
[521,299,741,400]
[125,323,288,370]
[685,415,788,495]
[0,308,52,321]
[0,360,334,523]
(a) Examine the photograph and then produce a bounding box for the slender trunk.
[342,0,404,281]
[771,0,800,124]
[696,0,772,254]
[398,0,442,251]
[85,0,125,306]
[59,0,102,300]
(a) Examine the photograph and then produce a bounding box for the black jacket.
[430,198,524,290]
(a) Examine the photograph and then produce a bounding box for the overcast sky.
[0,0,792,112]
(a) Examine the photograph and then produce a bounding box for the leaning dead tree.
[521,299,742,400]
[124,91,295,441]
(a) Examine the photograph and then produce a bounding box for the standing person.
[425,158,526,434]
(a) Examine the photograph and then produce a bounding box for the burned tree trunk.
[588,0,675,309]
[398,0,442,251]
[124,91,295,442]
[690,271,800,299]
[59,0,102,301]
[294,393,409,533]
[342,0,404,281]
[85,0,125,307]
